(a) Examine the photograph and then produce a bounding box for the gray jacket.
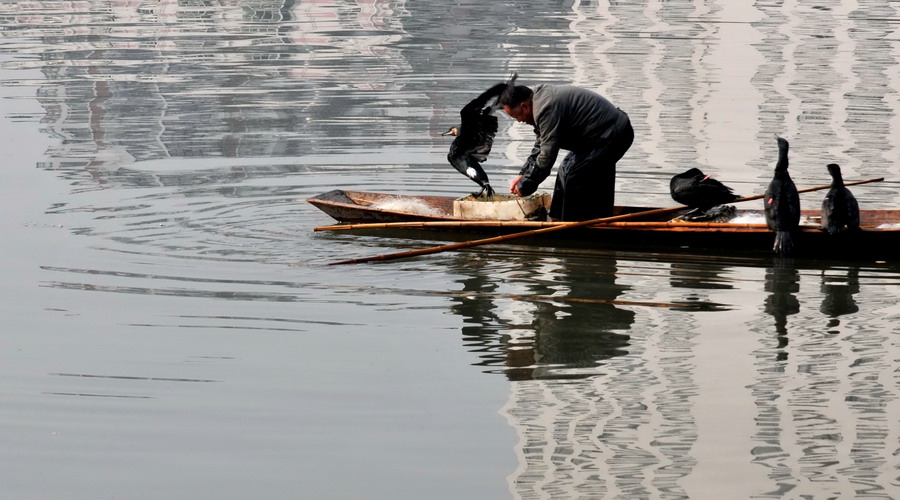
[518,85,628,195]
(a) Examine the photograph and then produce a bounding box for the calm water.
[2,1,900,499]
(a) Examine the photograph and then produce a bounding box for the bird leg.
[472,185,495,199]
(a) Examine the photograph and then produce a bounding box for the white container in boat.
[452,193,551,220]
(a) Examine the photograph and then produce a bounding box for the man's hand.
[509,175,523,196]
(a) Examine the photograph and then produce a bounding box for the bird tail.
[772,230,794,255]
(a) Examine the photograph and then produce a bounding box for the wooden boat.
[308,189,900,261]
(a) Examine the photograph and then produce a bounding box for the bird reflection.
[820,267,860,323]
[763,260,800,361]
[448,253,634,381]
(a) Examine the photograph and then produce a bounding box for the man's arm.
[515,139,560,196]
[513,102,562,196]
[509,141,540,195]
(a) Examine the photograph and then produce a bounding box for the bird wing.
[845,189,860,229]
[671,177,736,206]
[700,176,735,193]
[784,181,801,223]
[821,189,836,232]
[469,114,498,162]
[764,176,800,229]
[696,181,738,204]
[459,83,507,119]
[669,175,697,203]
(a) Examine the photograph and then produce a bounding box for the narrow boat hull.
[308,190,900,261]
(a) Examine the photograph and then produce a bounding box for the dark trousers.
[548,120,634,221]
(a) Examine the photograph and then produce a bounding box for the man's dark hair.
[499,73,532,107]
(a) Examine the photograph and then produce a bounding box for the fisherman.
[500,81,633,221]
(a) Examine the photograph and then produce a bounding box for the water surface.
[2,1,899,499]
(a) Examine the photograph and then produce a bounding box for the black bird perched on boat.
[442,77,515,198]
[821,163,860,234]
[764,137,800,255]
[670,168,739,218]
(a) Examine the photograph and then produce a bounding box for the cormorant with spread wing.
[442,76,516,198]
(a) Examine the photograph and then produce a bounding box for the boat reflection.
[448,251,700,498]
[448,252,634,381]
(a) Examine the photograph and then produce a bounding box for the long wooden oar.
[326,176,884,265]
[319,220,778,231]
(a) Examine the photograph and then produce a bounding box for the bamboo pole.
[736,176,883,200]
[316,220,556,231]
[325,177,884,265]
[316,220,774,231]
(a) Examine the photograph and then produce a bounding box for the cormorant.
[764,137,800,255]
[670,168,739,218]
[443,80,511,198]
[821,163,860,234]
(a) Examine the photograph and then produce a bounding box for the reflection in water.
[9,0,413,175]
[449,253,634,381]
[669,262,734,290]
[518,258,634,378]
[763,261,800,362]
[820,266,860,321]
[750,0,899,186]
[5,0,900,205]
[449,253,705,498]
[749,261,899,499]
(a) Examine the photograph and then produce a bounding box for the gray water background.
[2,1,900,499]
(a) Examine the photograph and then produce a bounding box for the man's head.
[500,84,535,125]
